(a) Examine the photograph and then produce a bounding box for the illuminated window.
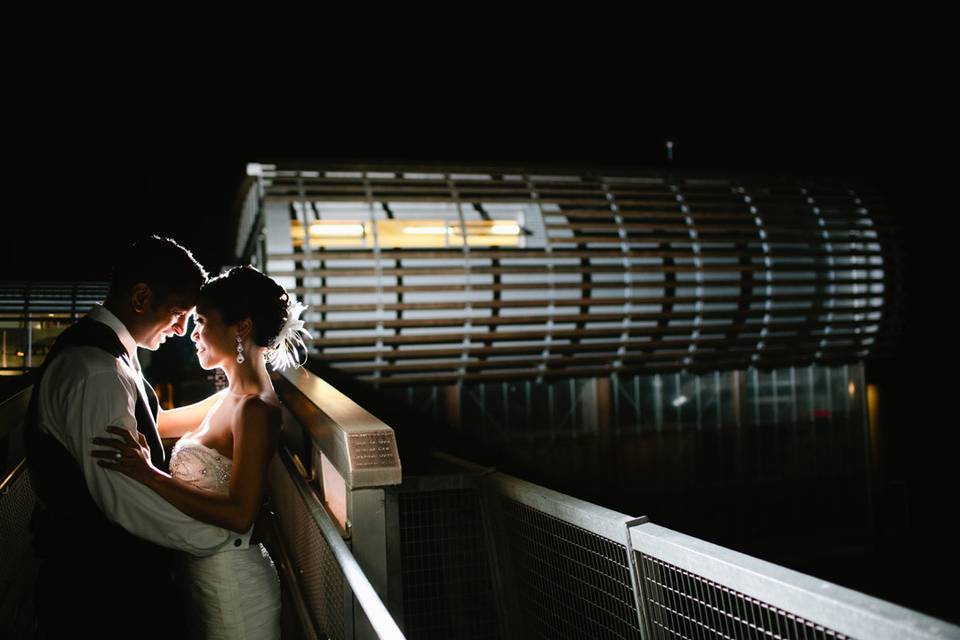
[290,220,368,248]
[291,218,525,249]
[377,219,523,248]
[1,312,76,373]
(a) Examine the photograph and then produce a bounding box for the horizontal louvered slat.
[257,165,896,384]
[309,322,885,348]
[0,282,108,314]
[304,293,883,313]
[310,334,894,360]
[306,307,887,331]
[272,247,887,261]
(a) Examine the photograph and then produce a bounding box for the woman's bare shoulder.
[233,393,281,432]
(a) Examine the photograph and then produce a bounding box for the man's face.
[139,290,196,351]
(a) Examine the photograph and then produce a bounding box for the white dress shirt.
[35,304,252,556]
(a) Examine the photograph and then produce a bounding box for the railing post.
[349,487,389,639]
[625,516,652,640]
[274,368,402,639]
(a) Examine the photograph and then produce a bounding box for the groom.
[24,236,253,639]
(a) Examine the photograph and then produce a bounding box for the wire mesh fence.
[268,457,350,640]
[396,488,501,640]
[482,472,958,640]
[0,466,38,635]
[636,551,849,640]
[497,497,643,639]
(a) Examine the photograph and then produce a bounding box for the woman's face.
[190,302,236,370]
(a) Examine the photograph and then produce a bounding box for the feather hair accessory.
[266,301,313,371]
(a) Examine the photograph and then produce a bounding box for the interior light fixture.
[402,226,451,235]
[490,223,521,235]
[309,223,365,237]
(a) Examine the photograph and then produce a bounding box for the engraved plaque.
[347,431,399,469]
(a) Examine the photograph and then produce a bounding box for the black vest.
[24,316,170,564]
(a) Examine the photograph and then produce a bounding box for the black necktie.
[137,372,165,469]
[122,354,166,469]
[142,375,160,424]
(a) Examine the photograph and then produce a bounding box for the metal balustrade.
[471,462,960,640]
[627,521,956,640]
[0,388,37,636]
[0,460,36,635]
[270,367,405,639]
[4,367,958,639]
[269,444,405,640]
[0,371,407,640]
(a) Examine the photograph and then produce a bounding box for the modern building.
[3,161,954,640]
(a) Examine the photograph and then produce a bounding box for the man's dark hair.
[108,236,208,302]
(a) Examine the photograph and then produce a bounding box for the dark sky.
[6,44,947,282]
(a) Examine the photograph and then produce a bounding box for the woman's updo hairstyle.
[198,266,311,370]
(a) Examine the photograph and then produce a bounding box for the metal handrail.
[488,469,636,542]
[3,374,403,638]
[0,459,26,496]
[628,522,960,640]
[485,465,960,640]
[0,386,32,442]
[274,367,401,490]
[266,453,322,640]
[0,386,32,495]
[277,444,406,640]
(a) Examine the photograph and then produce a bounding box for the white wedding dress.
[169,437,281,640]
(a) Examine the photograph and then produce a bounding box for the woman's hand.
[91,426,160,486]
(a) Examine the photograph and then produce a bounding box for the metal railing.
[269,445,404,640]
[1,372,408,640]
[628,522,955,640]
[270,367,405,639]
[472,461,960,640]
[383,454,504,640]
[482,470,645,639]
[5,365,960,639]
[0,387,37,637]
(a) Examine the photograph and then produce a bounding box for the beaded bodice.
[169,439,232,494]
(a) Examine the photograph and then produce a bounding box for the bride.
[92,265,310,640]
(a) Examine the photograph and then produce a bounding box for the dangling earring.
[236,335,245,364]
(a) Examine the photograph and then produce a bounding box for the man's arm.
[45,359,247,556]
[101,397,280,533]
[157,389,227,438]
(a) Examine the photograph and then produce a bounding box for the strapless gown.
[169,438,281,640]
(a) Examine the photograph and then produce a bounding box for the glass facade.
[0,314,75,375]
[0,282,109,375]
[388,364,864,442]
[381,363,873,548]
